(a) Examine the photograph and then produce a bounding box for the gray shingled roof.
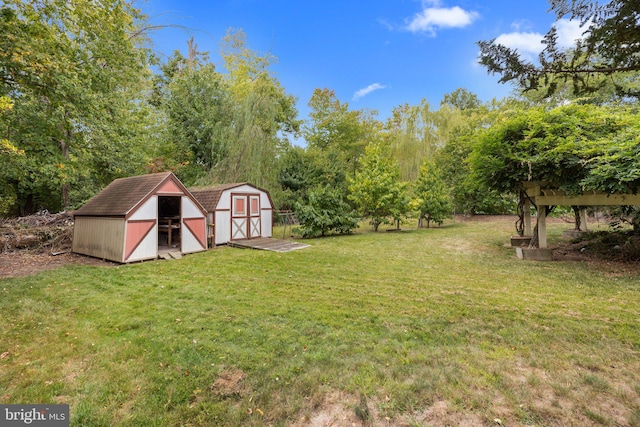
[189,183,248,212]
[74,172,174,217]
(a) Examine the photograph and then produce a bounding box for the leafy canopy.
[469,103,640,196]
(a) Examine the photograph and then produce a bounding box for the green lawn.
[1,219,639,426]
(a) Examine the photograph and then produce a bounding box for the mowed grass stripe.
[1,220,639,426]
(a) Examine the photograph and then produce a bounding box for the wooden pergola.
[522,182,640,248]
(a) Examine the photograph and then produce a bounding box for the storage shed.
[73,172,207,263]
[190,183,274,246]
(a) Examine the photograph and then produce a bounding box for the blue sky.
[140,0,586,124]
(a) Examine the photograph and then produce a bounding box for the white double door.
[231,194,261,240]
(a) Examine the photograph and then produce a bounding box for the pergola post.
[537,205,547,248]
[579,209,588,231]
[524,198,532,236]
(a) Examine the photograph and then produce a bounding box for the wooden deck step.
[228,238,310,253]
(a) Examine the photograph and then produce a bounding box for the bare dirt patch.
[211,367,250,397]
[0,251,115,278]
[1,211,116,278]
[291,392,379,427]
[293,393,490,427]
[409,400,486,427]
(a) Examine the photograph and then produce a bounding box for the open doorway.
[158,196,181,250]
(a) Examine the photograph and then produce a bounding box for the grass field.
[1,218,639,426]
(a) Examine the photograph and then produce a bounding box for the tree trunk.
[572,206,581,231]
[59,113,72,209]
[515,190,526,236]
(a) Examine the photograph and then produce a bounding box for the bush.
[294,186,360,238]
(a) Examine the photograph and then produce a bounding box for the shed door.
[231,194,261,240]
[249,195,261,238]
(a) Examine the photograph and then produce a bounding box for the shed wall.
[212,186,273,245]
[181,196,207,253]
[216,185,266,210]
[214,210,231,245]
[130,196,157,221]
[182,218,206,253]
[73,217,126,262]
[125,221,158,262]
[262,209,273,238]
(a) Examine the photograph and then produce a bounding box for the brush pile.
[0,210,74,254]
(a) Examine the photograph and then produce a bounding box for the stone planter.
[515,247,553,261]
[510,236,532,247]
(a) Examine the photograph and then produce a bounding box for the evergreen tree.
[294,186,359,238]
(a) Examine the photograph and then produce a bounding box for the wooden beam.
[522,181,545,197]
[535,193,640,206]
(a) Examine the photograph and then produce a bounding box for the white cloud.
[405,4,479,35]
[555,18,587,48]
[495,31,545,56]
[491,19,589,62]
[353,83,387,100]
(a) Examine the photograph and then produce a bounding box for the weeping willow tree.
[214,76,284,186]
[386,97,470,182]
[206,29,300,200]
[386,101,438,182]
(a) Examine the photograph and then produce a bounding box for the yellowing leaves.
[0,95,14,112]
[0,139,24,156]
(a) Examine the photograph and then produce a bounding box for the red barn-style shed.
[73,172,207,263]
[190,183,274,246]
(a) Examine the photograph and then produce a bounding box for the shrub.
[294,186,359,237]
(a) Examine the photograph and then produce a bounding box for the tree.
[413,160,453,228]
[348,142,409,231]
[0,95,24,215]
[278,145,349,210]
[433,93,517,215]
[159,52,231,183]
[385,100,440,182]
[210,29,300,202]
[294,186,359,238]
[0,0,154,213]
[154,30,300,209]
[440,88,482,111]
[304,88,378,178]
[469,103,640,197]
[478,0,640,98]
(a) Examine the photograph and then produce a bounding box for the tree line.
[2,0,639,236]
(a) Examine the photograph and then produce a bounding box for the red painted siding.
[183,217,207,249]
[125,220,155,260]
[157,179,183,194]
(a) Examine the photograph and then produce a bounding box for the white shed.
[190,183,274,246]
[73,172,208,263]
